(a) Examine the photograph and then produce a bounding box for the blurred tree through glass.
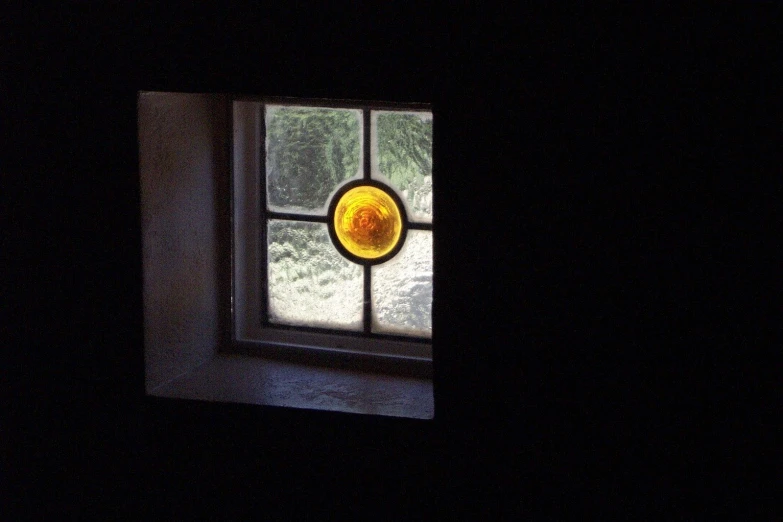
[374,112,433,222]
[266,106,361,214]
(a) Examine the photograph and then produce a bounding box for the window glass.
[371,229,433,337]
[372,111,433,223]
[266,106,362,214]
[267,219,364,329]
[264,105,432,341]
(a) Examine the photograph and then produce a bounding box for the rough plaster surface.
[139,92,229,391]
[155,355,435,419]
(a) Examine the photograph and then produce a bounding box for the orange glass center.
[333,185,402,259]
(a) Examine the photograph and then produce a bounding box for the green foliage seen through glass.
[376,112,433,221]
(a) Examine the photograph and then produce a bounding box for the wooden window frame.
[230,96,433,377]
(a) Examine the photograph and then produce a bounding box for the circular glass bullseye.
[333,185,403,260]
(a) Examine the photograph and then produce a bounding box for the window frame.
[228,95,434,377]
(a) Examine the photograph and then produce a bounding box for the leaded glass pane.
[371,230,432,337]
[266,106,362,214]
[267,220,363,330]
[372,111,433,223]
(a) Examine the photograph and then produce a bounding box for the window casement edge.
[231,97,433,364]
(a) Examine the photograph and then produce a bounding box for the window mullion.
[363,108,371,181]
[363,264,372,333]
[363,107,373,333]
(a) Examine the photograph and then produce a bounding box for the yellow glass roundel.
[333,185,403,260]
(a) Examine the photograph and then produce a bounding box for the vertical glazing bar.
[363,264,372,333]
[363,109,371,181]
[363,108,372,332]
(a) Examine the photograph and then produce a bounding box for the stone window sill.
[150,354,434,419]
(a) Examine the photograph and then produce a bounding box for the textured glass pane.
[371,230,432,337]
[266,106,362,214]
[372,111,433,223]
[268,220,363,329]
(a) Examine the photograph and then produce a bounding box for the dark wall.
[3,4,776,518]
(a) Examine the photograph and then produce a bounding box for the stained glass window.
[263,103,433,340]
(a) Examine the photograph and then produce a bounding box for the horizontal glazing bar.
[267,212,328,223]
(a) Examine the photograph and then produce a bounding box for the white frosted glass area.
[266,106,362,215]
[267,220,363,330]
[371,230,432,337]
[372,111,433,223]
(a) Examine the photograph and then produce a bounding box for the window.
[140,92,434,418]
[232,97,433,373]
